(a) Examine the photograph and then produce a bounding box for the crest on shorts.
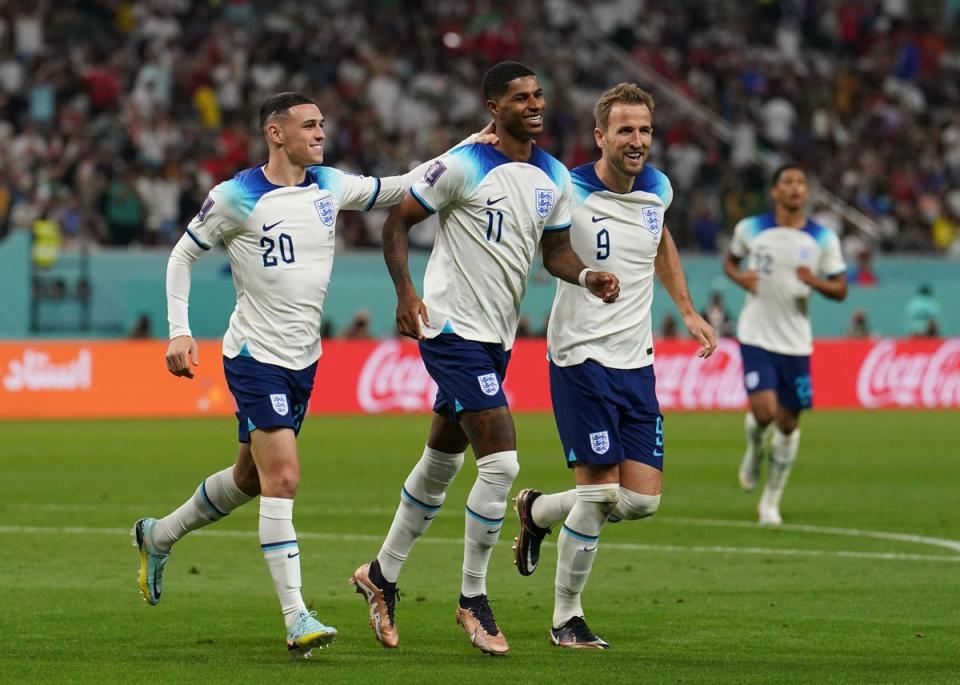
[744,371,760,390]
[590,431,610,455]
[535,188,555,218]
[314,197,335,227]
[642,206,662,235]
[270,393,289,416]
[477,373,500,396]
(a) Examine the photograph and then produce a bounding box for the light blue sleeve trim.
[363,177,382,211]
[409,186,436,214]
[543,222,571,232]
[185,227,211,250]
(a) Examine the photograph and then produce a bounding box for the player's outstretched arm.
[796,268,848,301]
[165,233,204,379]
[656,226,717,358]
[383,192,433,339]
[723,252,758,293]
[540,230,620,302]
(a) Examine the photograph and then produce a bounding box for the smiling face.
[771,167,809,212]
[487,75,544,141]
[596,102,653,179]
[264,103,326,166]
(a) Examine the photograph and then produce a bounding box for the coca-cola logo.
[654,338,746,409]
[857,339,960,408]
[357,339,437,413]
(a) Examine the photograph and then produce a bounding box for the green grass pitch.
[1,411,958,684]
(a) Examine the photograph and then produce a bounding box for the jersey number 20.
[261,233,295,267]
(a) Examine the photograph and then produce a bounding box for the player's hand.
[795,265,816,285]
[473,120,499,146]
[165,335,199,379]
[739,270,759,293]
[683,312,717,358]
[585,271,620,303]
[395,288,428,340]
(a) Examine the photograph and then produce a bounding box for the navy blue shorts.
[223,354,316,442]
[549,360,664,470]
[739,343,812,411]
[418,334,511,421]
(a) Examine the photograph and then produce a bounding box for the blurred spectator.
[659,313,678,339]
[848,249,879,287]
[341,310,372,340]
[904,284,944,337]
[845,309,872,339]
[515,315,533,338]
[0,1,956,255]
[701,290,735,338]
[128,313,153,339]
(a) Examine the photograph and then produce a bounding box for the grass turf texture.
[0,411,958,684]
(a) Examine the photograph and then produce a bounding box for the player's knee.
[422,446,466,484]
[752,408,775,427]
[616,488,661,521]
[476,450,520,489]
[233,464,261,497]
[576,483,621,517]
[265,467,299,498]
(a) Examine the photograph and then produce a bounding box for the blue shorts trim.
[419,334,511,422]
[739,343,813,411]
[223,355,316,443]
[549,360,664,470]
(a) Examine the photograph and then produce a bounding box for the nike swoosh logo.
[262,220,284,232]
[423,515,437,521]
[591,216,610,223]
[584,545,597,552]
[486,529,500,534]
[486,196,507,205]
[287,552,300,559]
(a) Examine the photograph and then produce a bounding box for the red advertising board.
[1,338,957,419]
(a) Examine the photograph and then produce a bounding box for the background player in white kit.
[132,92,432,655]
[724,165,848,525]
[510,83,717,648]
[350,62,619,656]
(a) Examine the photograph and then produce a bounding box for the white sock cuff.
[475,450,520,482]
[575,483,621,505]
[771,427,800,463]
[260,496,294,520]
[616,488,661,520]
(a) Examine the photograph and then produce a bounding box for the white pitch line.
[659,516,960,554]
[1,525,958,564]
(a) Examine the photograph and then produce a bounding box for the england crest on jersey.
[314,197,335,227]
[642,206,662,235]
[477,373,500,396]
[589,430,610,455]
[535,187,555,218]
[270,393,289,416]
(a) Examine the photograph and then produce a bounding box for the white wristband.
[578,268,595,288]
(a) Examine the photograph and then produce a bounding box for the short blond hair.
[594,83,655,131]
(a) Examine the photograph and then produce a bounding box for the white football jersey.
[410,143,572,350]
[548,163,673,369]
[169,164,415,370]
[730,213,846,356]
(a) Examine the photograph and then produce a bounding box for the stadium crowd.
[1,0,959,257]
